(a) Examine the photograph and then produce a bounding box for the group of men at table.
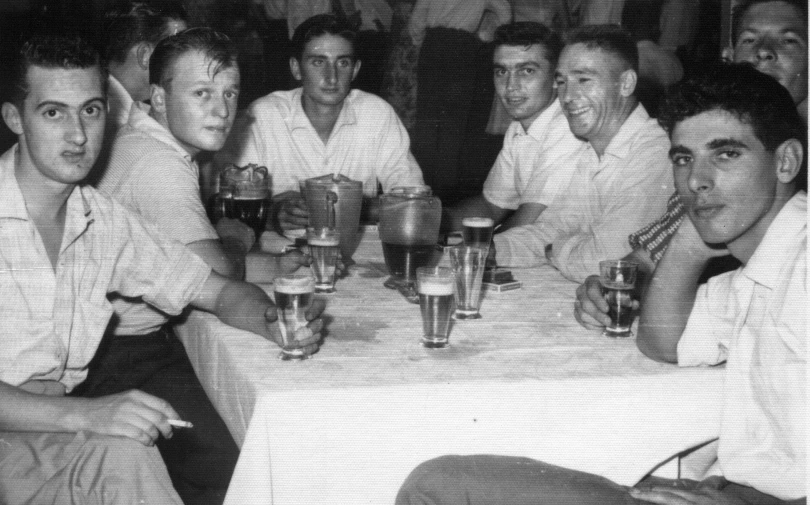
[0,0,805,503]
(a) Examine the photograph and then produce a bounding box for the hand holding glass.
[416,267,455,348]
[599,260,638,338]
[274,275,316,360]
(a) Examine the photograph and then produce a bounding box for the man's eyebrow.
[555,68,598,77]
[668,145,691,159]
[706,138,748,150]
[35,97,106,111]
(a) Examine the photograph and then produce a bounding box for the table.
[176,228,724,505]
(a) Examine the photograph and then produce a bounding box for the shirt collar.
[600,104,652,160]
[127,101,193,161]
[0,144,94,242]
[521,99,563,141]
[742,191,807,289]
[288,87,358,132]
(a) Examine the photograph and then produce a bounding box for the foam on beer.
[462,217,494,228]
[274,275,315,294]
[418,278,454,296]
[308,237,339,247]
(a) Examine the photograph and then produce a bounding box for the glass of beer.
[217,164,270,239]
[307,227,340,293]
[599,260,638,338]
[461,217,494,249]
[273,275,316,360]
[449,245,488,320]
[416,267,455,348]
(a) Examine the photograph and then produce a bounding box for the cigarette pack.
[482,279,522,292]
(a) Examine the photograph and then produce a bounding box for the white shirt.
[483,100,585,210]
[493,105,673,282]
[678,192,806,501]
[407,0,511,45]
[217,88,424,198]
[107,74,134,132]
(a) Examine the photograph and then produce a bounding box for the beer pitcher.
[212,164,270,239]
[378,186,442,301]
[301,174,363,262]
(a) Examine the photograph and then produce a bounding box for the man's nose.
[687,160,715,194]
[65,114,87,145]
[754,39,777,62]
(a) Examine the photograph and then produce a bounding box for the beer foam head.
[307,227,339,246]
[221,164,269,198]
[418,277,454,296]
[462,217,494,228]
[274,275,315,294]
[308,236,339,247]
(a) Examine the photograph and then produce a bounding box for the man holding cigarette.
[0,34,322,504]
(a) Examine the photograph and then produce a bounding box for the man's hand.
[216,217,256,252]
[272,191,309,231]
[80,390,179,447]
[264,298,326,356]
[277,249,312,276]
[629,477,747,505]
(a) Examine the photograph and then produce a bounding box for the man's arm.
[636,217,728,363]
[186,239,245,280]
[0,381,179,447]
[499,202,547,232]
[443,194,512,232]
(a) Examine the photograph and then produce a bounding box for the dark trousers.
[412,28,482,200]
[396,455,801,505]
[71,327,239,505]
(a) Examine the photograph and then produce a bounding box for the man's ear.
[351,59,362,82]
[775,138,803,184]
[136,42,154,70]
[2,102,23,136]
[721,46,734,62]
[150,83,167,114]
[290,57,302,81]
[619,68,637,97]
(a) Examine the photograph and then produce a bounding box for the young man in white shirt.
[217,13,424,233]
[396,62,806,505]
[446,22,583,233]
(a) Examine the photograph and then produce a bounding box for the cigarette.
[168,419,193,428]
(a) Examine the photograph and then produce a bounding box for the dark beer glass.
[461,217,494,249]
[598,260,638,337]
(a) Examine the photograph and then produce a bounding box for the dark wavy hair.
[494,22,564,67]
[149,27,238,90]
[102,0,188,64]
[563,24,638,73]
[290,14,357,62]
[7,34,105,109]
[658,62,806,190]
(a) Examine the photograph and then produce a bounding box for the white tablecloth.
[176,229,723,505]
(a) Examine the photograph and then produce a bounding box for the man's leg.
[396,455,641,505]
[0,430,183,505]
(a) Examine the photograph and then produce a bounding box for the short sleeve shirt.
[0,145,212,392]
[678,192,806,500]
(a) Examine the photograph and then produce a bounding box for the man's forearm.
[212,279,276,337]
[0,381,84,433]
[636,242,707,363]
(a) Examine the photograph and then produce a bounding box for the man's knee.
[396,455,475,505]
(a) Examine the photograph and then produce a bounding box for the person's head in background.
[103,0,188,101]
[149,28,239,158]
[555,24,639,155]
[2,34,107,185]
[492,22,564,131]
[657,62,805,261]
[724,0,807,120]
[289,14,361,113]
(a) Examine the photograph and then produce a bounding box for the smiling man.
[217,13,424,232]
[445,22,584,233]
[396,62,806,505]
[0,34,322,505]
[490,25,672,282]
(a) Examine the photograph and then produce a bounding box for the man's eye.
[578,78,590,84]
[84,105,101,116]
[338,59,352,67]
[195,90,210,98]
[494,69,506,77]
[717,150,740,160]
[224,90,239,100]
[44,109,60,119]
[782,37,801,46]
[738,36,756,45]
[520,68,535,75]
[311,59,323,66]
[672,156,691,167]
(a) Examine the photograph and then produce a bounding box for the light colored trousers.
[0,430,183,505]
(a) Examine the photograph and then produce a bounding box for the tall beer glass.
[416,267,455,348]
[599,260,638,338]
[449,245,488,320]
[461,217,494,249]
[307,227,340,293]
[217,164,270,239]
[273,275,315,360]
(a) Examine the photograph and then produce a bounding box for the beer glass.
[416,267,455,348]
[379,186,442,300]
[461,217,494,249]
[273,275,315,360]
[307,227,339,293]
[216,164,270,239]
[599,260,639,338]
[449,245,488,320]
